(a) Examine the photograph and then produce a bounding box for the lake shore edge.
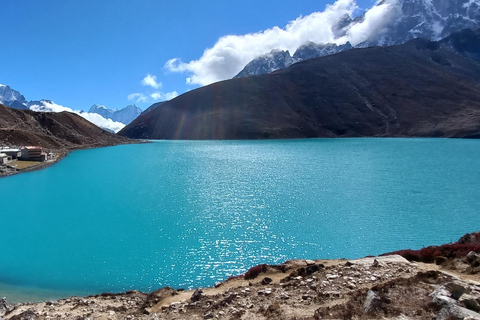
[2,231,480,320]
[0,139,147,179]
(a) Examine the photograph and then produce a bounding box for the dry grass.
[9,160,41,170]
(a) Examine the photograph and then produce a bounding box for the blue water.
[0,138,479,301]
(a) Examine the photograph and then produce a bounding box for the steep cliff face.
[119,29,480,140]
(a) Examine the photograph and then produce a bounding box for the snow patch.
[29,101,126,133]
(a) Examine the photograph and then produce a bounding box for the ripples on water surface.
[0,138,479,300]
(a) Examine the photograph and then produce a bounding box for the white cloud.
[141,74,162,89]
[338,0,401,45]
[29,101,126,133]
[130,74,179,103]
[150,91,179,101]
[165,0,402,86]
[127,93,148,103]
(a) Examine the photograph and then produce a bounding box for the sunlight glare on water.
[0,138,479,301]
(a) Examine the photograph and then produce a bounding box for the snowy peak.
[235,50,294,78]
[88,104,142,125]
[89,104,115,116]
[360,0,480,47]
[235,0,480,78]
[292,42,353,62]
[0,84,28,109]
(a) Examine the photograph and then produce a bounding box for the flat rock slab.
[348,255,411,266]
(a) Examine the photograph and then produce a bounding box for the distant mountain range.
[118,28,480,140]
[0,85,142,132]
[235,0,480,78]
[89,104,142,125]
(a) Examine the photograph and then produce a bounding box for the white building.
[0,153,8,165]
[0,148,21,159]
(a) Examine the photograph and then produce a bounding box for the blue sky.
[1,0,376,111]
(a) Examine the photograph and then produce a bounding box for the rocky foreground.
[2,232,480,320]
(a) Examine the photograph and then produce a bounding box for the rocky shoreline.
[2,232,480,320]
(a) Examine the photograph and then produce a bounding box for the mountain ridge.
[235,0,480,78]
[89,104,142,125]
[119,29,480,140]
[0,103,136,150]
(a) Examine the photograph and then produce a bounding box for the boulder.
[349,255,410,266]
[446,281,472,300]
[0,298,6,317]
[467,251,479,263]
[445,304,480,320]
[363,290,383,313]
[306,264,323,275]
[10,309,37,320]
[459,294,480,312]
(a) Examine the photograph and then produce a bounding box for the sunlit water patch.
[0,138,479,302]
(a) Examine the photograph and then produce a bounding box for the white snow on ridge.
[29,101,126,133]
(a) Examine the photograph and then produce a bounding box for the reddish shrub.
[244,264,267,280]
[385,243,480,263]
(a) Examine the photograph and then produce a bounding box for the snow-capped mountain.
[0,84,28,109]
[292,42,353,62]
[358,0,480,47]
[235,50,294,78]
[0,84,125,133]
[89,104,142,125]
[235,0,480,78]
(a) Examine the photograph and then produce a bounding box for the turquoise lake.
[1,138,479,302]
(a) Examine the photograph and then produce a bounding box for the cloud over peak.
[29,100,126,133]
[164,0,401,86]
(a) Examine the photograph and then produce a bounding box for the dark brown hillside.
[119,29,480,140]
[0,104,136,149]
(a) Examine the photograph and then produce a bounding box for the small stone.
[280,292,290,299]
[370,276,377,281]
[305,259,316,265]
[204,312,214,319]
[191,288,203,302]
[326,274,339,280]
[261,277,273,285]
